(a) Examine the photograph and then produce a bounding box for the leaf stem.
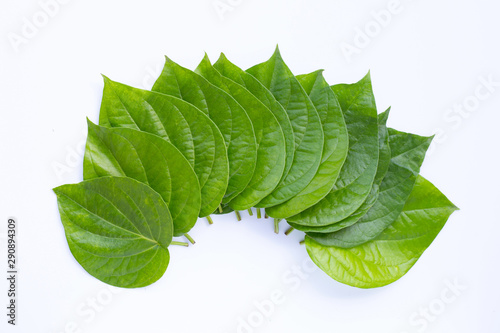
[185,233,196,244]
[171,241,189,247]
[206,216,214,225]
[285,227,294,236]
[265,212,269,219]
[274,219,281,234]
[256,208,262,219]
[299,239,305,245]
[235,211,242,221]
[218,204,223,213]
[247,208,253,216]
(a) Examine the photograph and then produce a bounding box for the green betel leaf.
[266,70,349,218]
[305,176,458,288]
[246,47,324,207]
[53,176,173,288]
[308,128,433,247]
[83,121,201,236]
[98,78,228,217]
[213,54,295,181]
[152,57,257,204]
[195,55,286,210]
[289,108,390,233]
[287,73,379,226]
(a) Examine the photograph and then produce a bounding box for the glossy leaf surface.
[84,122,200,236]
[152,57,257,204]
[306,176,458,288]
[98,78,228,217]
[246,48,324,207]
[288,73,379,226]
[266,70,349,218]
[308,129,433,247]
[54,177,173,288]
[213,54,295,180]
[289,108,390,232]
[195,55,286,210]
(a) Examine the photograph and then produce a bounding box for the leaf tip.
[427,133,436,145]
[379,107,391,123]
[200,52,211,66]
[86,117,98,129]
[364,70,372,81]
[52,184,65,196]
[101,74,111,83]
[164,55,174,63]
[273,45,283,58]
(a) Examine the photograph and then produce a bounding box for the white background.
[0,0,499,332]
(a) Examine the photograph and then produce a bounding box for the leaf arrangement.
[54,47,458,289]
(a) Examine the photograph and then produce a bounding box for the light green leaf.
[288,73,379,226]
[152,56,257,204]
[306,176,458,288]
[308,128,433,247]
[266,70,349,218]
[246,47,324,207]
[195,55,286,210]
[213,54,295,181]
[54,176,173,288]
[84,121,200,236]
[98,78,228,217]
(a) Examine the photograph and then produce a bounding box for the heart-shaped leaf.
[54,176,173,288]
[306,176,458,288]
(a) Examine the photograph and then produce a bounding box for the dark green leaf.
[289,108,390,232]
[152,57,257,204]
[213,54,295,181]
[266,70,349,218]
[287,73,379,226]
[246,47,324,207]
[195,55,286,210]
[308,128,433,247]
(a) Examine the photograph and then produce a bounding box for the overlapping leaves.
[54,48,457,289]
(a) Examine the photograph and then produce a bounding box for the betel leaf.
[308,128,433,247]
[246,47,324,207]
[289,108,390,233]
[53,176,173,288]
[98,78,228,217]
[152,56,257,204]
[213,54,295,181]
[305,176,458,288]
[266,70,349,218]
[287,73,379,226]
[83,121,200,236]
[195,55,286,210]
